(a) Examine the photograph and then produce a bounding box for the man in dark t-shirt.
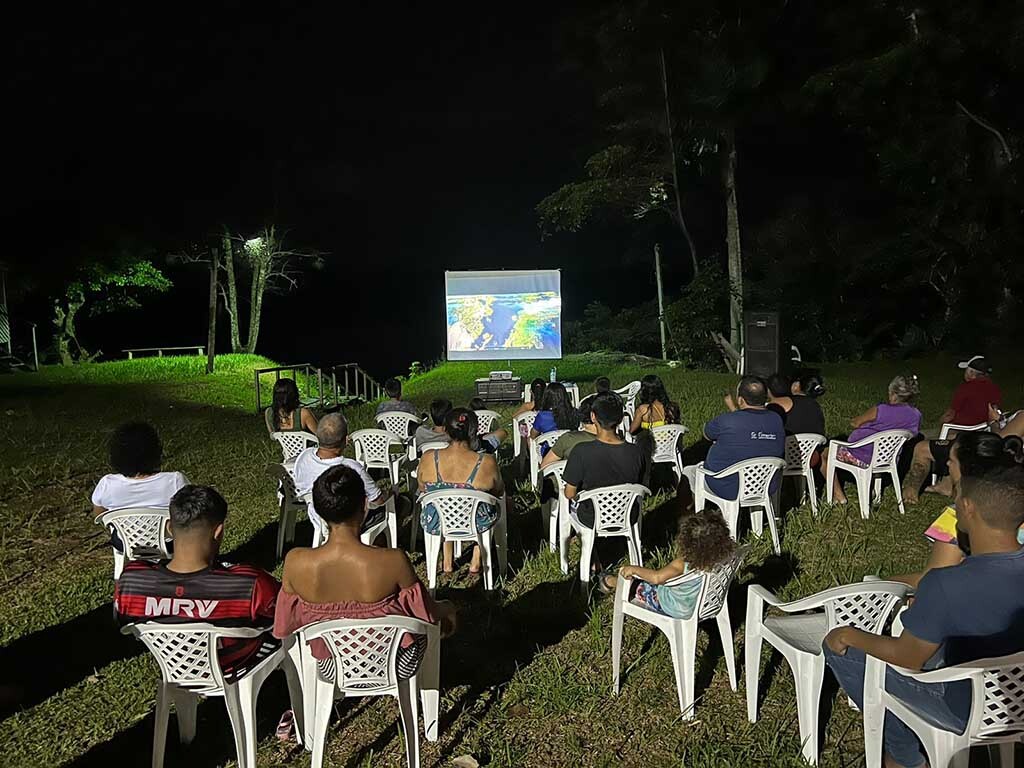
[564,393,647,571]
[683,377,785,499]
[114,485,281,676]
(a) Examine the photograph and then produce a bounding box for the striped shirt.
[114,560,281,675]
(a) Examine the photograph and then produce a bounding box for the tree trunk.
[244,256,267,355]
[659,48,699,277]
[52,295,85,366]
[722,125,744,350]
[206,247,218,374]
[221,231,242,353]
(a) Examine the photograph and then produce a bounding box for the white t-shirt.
[91,471,190,511]
[292,448,382,530]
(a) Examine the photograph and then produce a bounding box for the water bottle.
[549,366,556,383]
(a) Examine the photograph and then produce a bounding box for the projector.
[489,370,513,380]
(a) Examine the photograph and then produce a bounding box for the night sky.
[5,2,653,375]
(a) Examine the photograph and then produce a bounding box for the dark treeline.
[540,0,1023,365]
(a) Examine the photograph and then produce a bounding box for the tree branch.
[956,100,1014,164]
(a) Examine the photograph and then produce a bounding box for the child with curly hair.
[599,507,737,619]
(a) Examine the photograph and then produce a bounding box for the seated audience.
[415,397,506,454]
[274,465,455,681]
[541,401,599,468]
[765,373,794,419]
[264,378,318,434]
[375,377,419,418]
[824,432,1024,768]
[293,413,392,537]
[578,376,613,413]
[903,358,1003,503]
[630,374,677,433]
[92,421,189,520]
[417,408,505,574]
[787,371,827,434]
[115,485,280,673]
[598,507,737,613]
[530,382,580,448]
[895,432,1024,588]
[822,374,921,504]
[682,377,785,499]
[790,370,827,400]
[515,378,547,417]
[564,393,648,573]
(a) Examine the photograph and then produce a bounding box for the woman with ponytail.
[416,408,504,575]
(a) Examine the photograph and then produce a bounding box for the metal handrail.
[253,363,325,414]
[329,363,384,404]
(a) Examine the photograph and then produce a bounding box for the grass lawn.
[0,352,1017,767]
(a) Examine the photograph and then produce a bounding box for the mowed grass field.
[1,352,1020,767]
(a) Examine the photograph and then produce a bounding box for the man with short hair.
[903,356,1003,503]
[682,376,785,499]
[114,485,280,673]
[375,377,419,417]
[825,450,1024,768]
[578,376,614,413]
[293,413,392,534]
[563,393,647,572]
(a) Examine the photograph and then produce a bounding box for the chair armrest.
[866,654,984,686]
[749,581,910,614]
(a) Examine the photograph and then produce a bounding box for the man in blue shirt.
[824,443,1024,768]
[683,376,785,498]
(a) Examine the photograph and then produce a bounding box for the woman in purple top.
[824,374,922,504]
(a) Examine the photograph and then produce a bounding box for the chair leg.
[626,523,642,566]
[495,498,508,578]
[891,469,906,515]
[764,498,782,555]
[716,608,738,691]
[410,502,420,552]
[479,533,494,591]
[424,533,441,590]
[578,529,595,583]
[396,678,421,768]
[546,499,558,553]
[419,635,440,742]
[114,550,125,582]
[558,503,571,575]
[668,622,697,718]
[276,509,288,560]
[169,688,198,744]
[793,654,825,765]
[993,742,1015,768]
[152,683,171,768]
[750,504,764,537]
[854,470,873,520]
[387,498,399,548]
[310,677,337,768]
[282,647,306,750]
[806,469,819,516]
[744,604,763,723]
[222,677,259,768]
[611,584,625,695]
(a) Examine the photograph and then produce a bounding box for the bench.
[123,346,205,360]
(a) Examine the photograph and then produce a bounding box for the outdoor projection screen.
[445,269,562,361]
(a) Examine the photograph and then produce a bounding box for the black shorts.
[931,439,953,476]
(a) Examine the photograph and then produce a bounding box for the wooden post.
[30,323,39,371]
[254,369,261,414]
[654,244,667,360]
[206,248,218,374]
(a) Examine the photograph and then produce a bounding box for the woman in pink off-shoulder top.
[273,464,456,680]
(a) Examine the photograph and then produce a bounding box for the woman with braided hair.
[417,407,504,575]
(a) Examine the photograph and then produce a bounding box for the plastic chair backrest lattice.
[418,488,499,539]
[866,429,913,471]
[651,424,688,462]
[823,587,904,634]
[271,431,319,461]
[376,411,420,440]
[474,410,501,435]
[785,433,826,472]
[576,484,649,536]
[351,429,400,467]
[705,457,786,504]
[978,659,1024,739]
[98,507,170,561]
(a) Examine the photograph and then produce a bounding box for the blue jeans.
[823,644,970,768]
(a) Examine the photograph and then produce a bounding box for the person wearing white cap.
[902,356,1001,503]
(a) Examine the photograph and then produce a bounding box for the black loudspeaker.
[744,311,779,377]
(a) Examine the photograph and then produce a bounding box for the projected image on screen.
[445,270,562,361]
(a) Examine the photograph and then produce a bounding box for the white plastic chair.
[825,429,914,519]
[612,546,748,717]
[96,507,171,580]
[351,428,406,487]
[474,409,501,435]
[650,424,689,482]
[614,380,642,417]
[418,488,507,590]
[863,651,1024,768]
[617,413,635,444]
[512,410,538,458]
[745,580,911,765]
[565,484,649,583]
[271,431,319,462]
[269,463,306,559]
[125,622,303,768]
[932,422,990,485]
[694,458,786,554]
[540,460,568,563]
[299,617,441,768]
[529,429,568,489]
[304,492,397,549]
[376,411,422,462]
[784,434,827,515]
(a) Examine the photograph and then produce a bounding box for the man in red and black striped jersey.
[114,485,280,675]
